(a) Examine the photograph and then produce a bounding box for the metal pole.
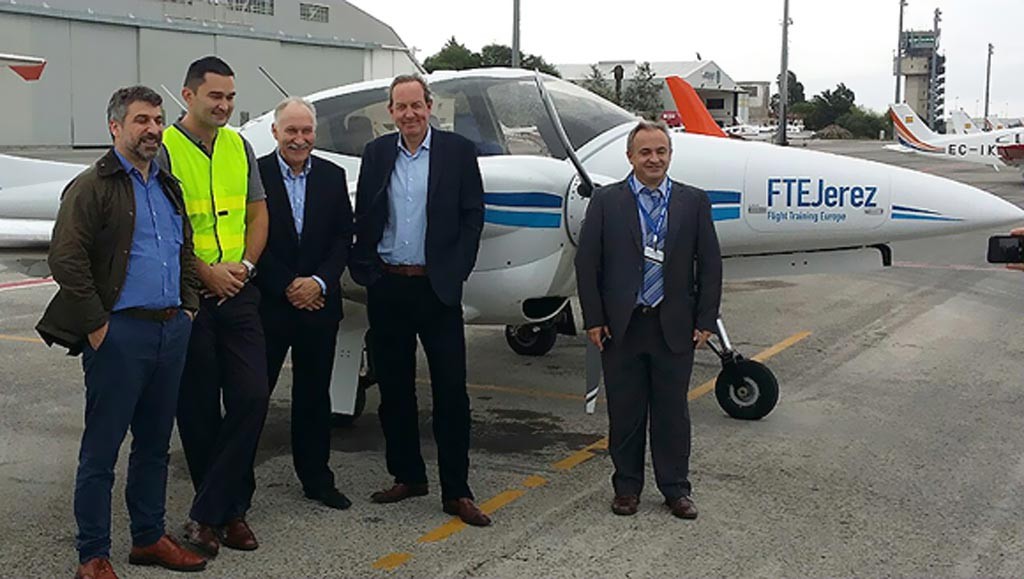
[895,0,906,103]
[776,0,790,146]
[511,0,521,69]
[928,8,941,128]
[984,43,993,121]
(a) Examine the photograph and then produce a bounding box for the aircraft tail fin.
[888,104,944,153]
[950,110,978,134]
[665,76,727,138]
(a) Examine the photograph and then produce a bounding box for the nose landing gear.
[707,318,780,420]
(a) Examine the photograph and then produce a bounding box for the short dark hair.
[388,74,432,107]
[107,85,163,124]
[184,56,234,91]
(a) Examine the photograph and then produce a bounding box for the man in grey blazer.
[575,120,722,519]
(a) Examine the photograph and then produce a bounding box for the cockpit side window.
[486,79,566,159]
[314,88,392,157]
[544,78,636,151]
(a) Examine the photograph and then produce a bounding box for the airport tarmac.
[2,140,1024,578]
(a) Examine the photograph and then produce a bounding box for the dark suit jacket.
[575,178,723,354]
[350,130,485,307]
[255,153,353,327]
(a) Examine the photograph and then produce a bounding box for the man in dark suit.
[255,97,354,510]
[575,120,723,519]
[350,74,489,526]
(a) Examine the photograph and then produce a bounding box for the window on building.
[706,98,725,110]
[300,2,329,22]
[224,0,274,16]
[744,86,759,97]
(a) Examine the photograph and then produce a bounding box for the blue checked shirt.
[112,150,183,311]
[378,128,431,266]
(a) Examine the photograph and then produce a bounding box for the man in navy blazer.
[255,97,354,510]
[575,120,722,520]
[350,74,488,526]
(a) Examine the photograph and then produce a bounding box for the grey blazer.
[574,178,723,354]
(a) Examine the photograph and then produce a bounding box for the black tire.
[331,374,370,428]
[504,324,558,356]
[714,360,779,420]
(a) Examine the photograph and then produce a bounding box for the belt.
[635,304,661,316]
[382,263,428,277]
[120,307,180,322]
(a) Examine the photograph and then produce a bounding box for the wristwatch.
[242,259,258,280]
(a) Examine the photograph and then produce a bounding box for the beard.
[130,134,161,161]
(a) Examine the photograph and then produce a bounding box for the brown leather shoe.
[129,535,207,572]
[611,495,639,516]
[183,520,220,558]
[222,517,258,551]
[75,558,118,579]
[370,482,429,504]
[442,498,492,527]
[666,496,698,519]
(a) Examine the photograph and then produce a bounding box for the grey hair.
[273,96,317,128]
[107,85,162,124]
[388,73,432,107]
[626,120,672,153]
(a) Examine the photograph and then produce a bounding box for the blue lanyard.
[633,179,671,244]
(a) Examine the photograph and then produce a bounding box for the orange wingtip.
[10,63,45,81]
[665,76,726,138]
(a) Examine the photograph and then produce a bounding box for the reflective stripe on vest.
[163,125,248,264]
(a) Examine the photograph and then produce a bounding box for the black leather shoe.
[611,495,639,516]
[665,496,698,519]
[305,487,353,510]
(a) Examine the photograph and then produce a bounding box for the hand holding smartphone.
[987,234,1024,263]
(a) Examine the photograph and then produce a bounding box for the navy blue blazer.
[350,129,485,307]
[255,153,353,327]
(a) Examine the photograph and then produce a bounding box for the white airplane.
[0,52,46,81]
[2,69,1023,422]
[887,103,1024,173]
[949,110,979,135]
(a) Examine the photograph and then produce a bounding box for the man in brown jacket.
[37,86,205,579]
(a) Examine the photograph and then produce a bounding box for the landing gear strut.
[505,304,577,357]
[707,318,779,420]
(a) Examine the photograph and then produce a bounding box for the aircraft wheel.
[332,375,370,428]
[504,324,557,356]
[714,360,779,420]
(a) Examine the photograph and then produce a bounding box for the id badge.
[644,245,664,264]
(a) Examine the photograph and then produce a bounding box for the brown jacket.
[36,148,200,354]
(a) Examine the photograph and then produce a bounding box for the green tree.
[770,70,806,117]
[804,83,856,130]
[477,43,560,76]
[622,62,662,120]
[423,37,480,72]
[579,65,616,103]
[835,106,891,139]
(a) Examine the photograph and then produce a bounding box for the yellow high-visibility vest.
[163,125,248,264]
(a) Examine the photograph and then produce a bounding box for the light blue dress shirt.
[112,150,183,311]
[629,173,671,306]
[276,151,325,295]
[378,128,431,266]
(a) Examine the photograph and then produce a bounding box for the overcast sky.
[348,0,1024,119]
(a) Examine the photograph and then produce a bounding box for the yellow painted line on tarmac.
[372,552,412,571]
[373,331,812,570]
[417,490,526,544]
[522,475,548,488]
[689,331,811,401]
[0,334,43,344]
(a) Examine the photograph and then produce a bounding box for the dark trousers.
[366,274,473,501]
[177,284,269,526]
[264,315,339,494]
[601,308,694,501]
[75,310,191,563]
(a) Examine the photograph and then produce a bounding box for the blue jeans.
[74,310,191,563]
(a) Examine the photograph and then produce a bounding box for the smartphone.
[987,235,1024,263]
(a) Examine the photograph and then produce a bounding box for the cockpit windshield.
[313,74,635,159]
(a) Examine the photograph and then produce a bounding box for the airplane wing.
[665,76,728,138]
[0,53,46,81]
[997,144,1024,167]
